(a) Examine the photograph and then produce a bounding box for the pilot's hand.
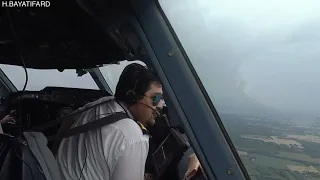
[9,110,17,117]
[185,153,206,180]
[144,173,154,180]
[0,111,16,124]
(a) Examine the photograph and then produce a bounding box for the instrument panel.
[0,87,112,132]
[2,87,111,107]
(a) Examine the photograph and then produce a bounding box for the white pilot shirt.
[56,96,150,180]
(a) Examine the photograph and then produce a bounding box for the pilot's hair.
[115,63,161,105]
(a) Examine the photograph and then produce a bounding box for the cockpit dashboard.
[0,86,111,139]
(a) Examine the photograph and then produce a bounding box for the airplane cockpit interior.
[0,1,203,180]
[0,0,250,180]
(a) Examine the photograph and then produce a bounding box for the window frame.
[129,0,251,179]
[88,68,113,95]
[0,68,17,97]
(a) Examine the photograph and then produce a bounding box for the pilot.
[56,63,163,180]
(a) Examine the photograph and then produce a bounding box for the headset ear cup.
[133,94,143,102]
[125,90,135,103]
[126,90,143,103]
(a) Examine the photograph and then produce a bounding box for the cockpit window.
[0,64,99,90]
[99,60,146,93]
[159,0,320,179]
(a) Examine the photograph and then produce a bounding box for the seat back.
[21,140,46,180]
[0,134,15,180]
[0,132,61,180]
[23,132,61,180]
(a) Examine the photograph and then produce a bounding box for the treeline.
[299,140,320,158]
[223,116,285,137]
[237,143,320,167]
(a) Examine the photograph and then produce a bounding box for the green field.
[222,114,320,180]
[243,164,306,180]
[251,154,305,169]
[277,152,320,165]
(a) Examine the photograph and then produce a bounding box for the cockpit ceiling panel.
[0,0,134,69]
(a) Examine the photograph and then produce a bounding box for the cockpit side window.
[158,0,320,180]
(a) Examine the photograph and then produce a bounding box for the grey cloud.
[160,0,320,120]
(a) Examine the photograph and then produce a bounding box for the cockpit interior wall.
[0,0,137,69]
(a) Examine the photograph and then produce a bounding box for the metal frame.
[130,0,249,179]
[88,68,113,94]
[0,68,17,93]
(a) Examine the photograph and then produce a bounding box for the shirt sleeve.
[111,140,149,180]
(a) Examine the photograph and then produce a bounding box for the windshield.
[0,64,99,91]
[159,0,320,179]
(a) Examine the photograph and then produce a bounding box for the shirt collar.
[117,100,134,119]
[116,99,150,135]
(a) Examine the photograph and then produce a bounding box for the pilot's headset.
[123,64,162,108]
[122,65,154,134]
[125,79,143,105]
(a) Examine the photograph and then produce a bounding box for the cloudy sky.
[159,0,320,119]
[1,0,320,120]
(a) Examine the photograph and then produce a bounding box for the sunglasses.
[153,95,164,106]
[145,94,163,106]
